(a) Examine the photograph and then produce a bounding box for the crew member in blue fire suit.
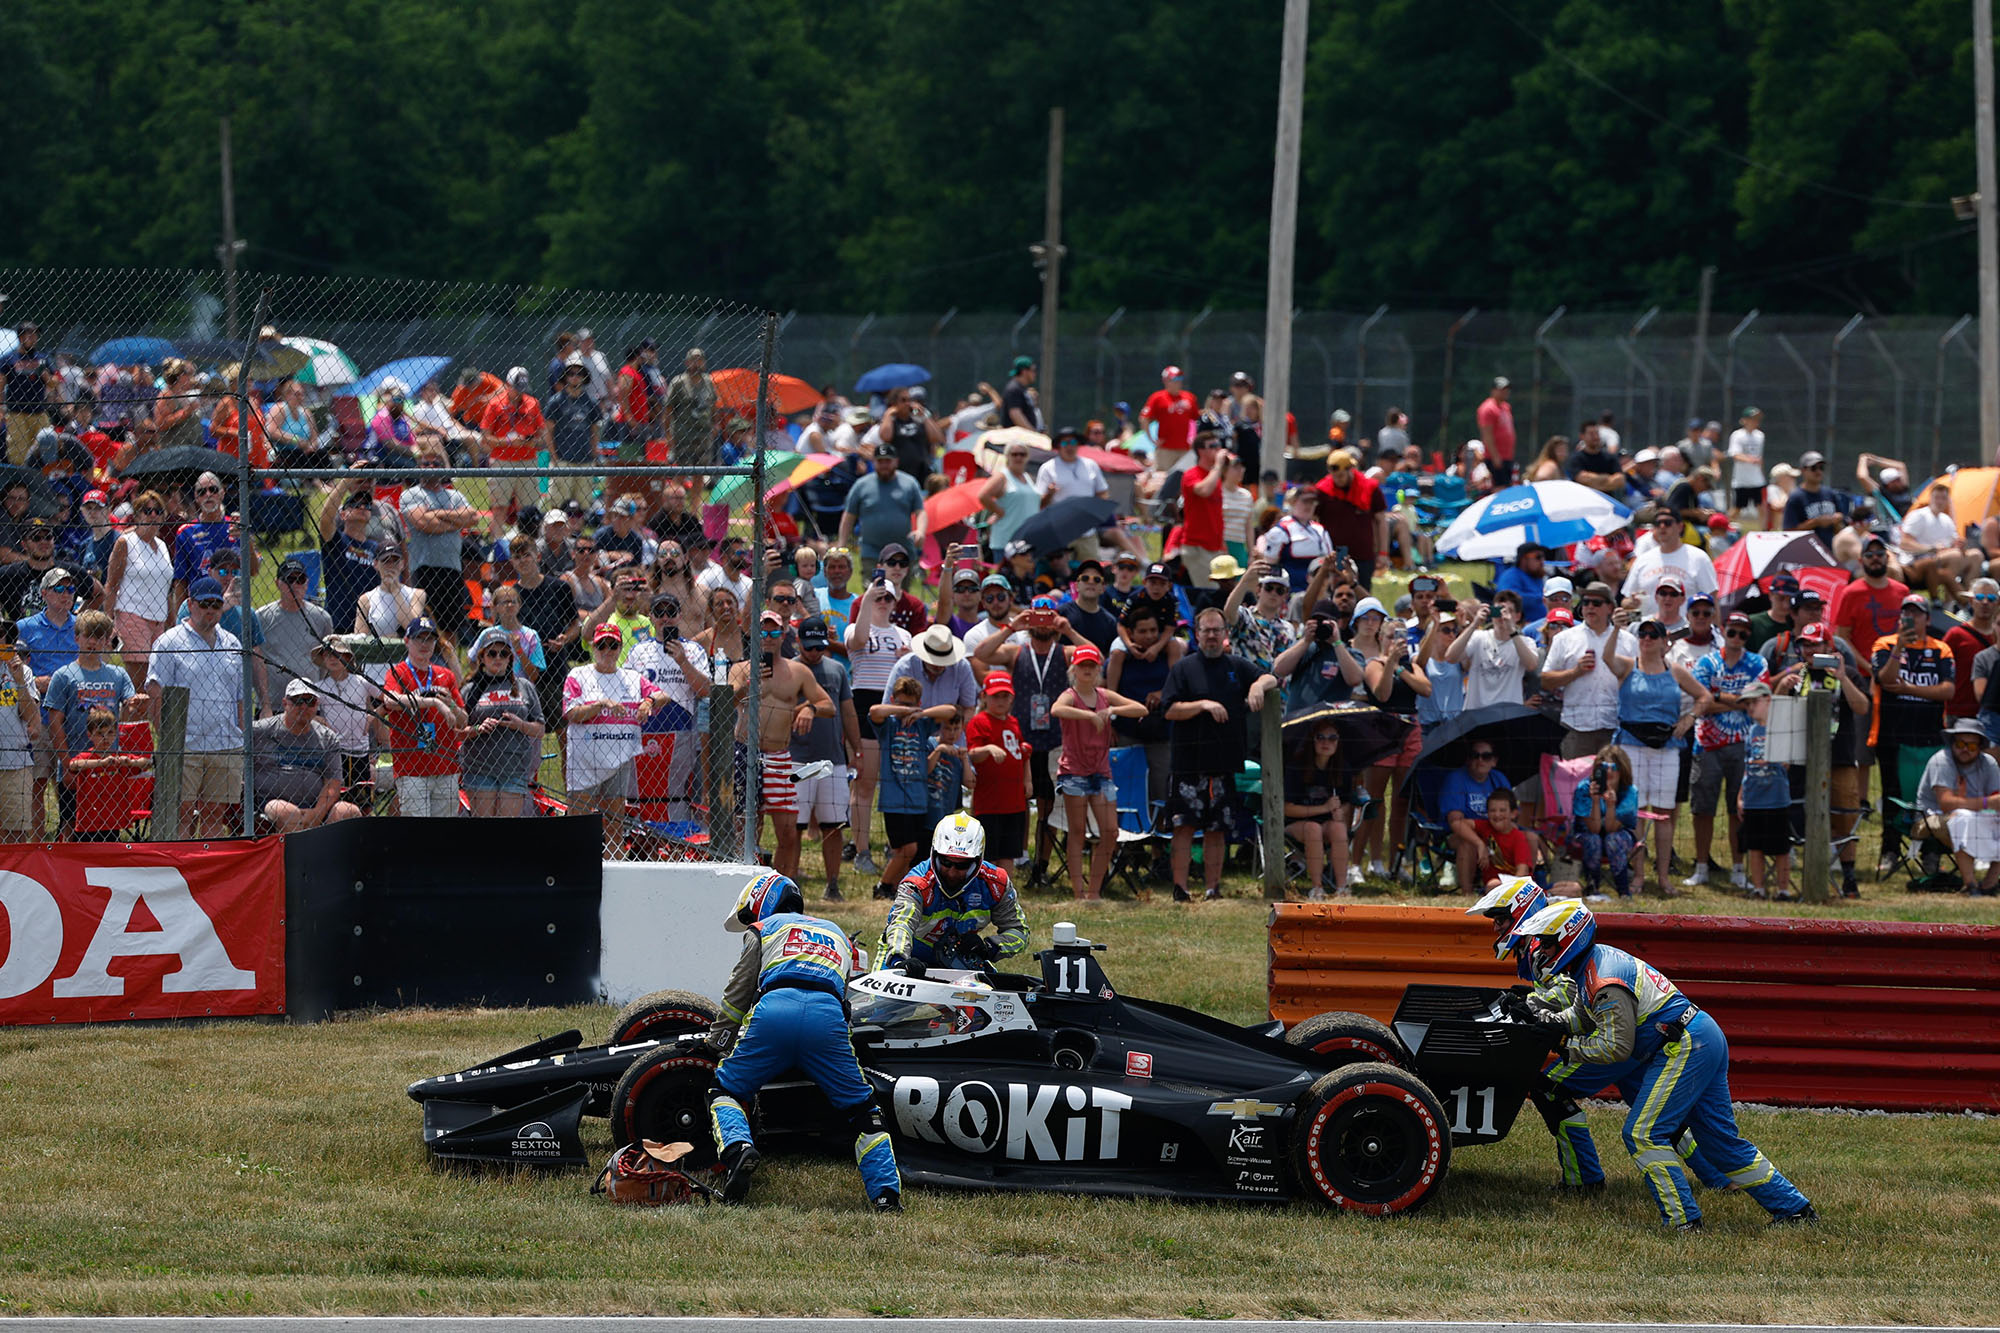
[1512,900,1817,1230]
[707,869,903,1211]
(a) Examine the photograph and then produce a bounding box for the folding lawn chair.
[1105,745,1166,895]
[1389,765,1458,889]
[1881,745,1959,890]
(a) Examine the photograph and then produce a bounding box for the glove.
[901,958,928,980]
[979,934,1008,962]
[880,953,908,974]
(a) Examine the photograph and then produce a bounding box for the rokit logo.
[892,1076,1133,1162]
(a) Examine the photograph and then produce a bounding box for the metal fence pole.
[234,290,271,837]
[1531,306,1566,449]
[1827,314,1865,467]
[1864,327,1909,461]
[153,686,189,841]
[1936,315,1974,466]
[1355,304,1388,433]
[1775,334,1819,456]
[1260,703,1284,899]
[1438,307,1479,451]
[742,311,777,863]
[1723,310,1759,429]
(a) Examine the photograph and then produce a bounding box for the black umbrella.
[118,445,239,484]
[0,465,66,520]
[1008,496,1119,553]
[1282,701,1414,772]
[1413,703,1566,788]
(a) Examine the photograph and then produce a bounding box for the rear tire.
[608,1044,720,1165]
[1284,1011,1411,1069]
[607,989,719,1047]
[1290,1062,1450,1215]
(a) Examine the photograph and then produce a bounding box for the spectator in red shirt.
[1830,535,1907,655]
[1476,376,1517,487]
[1312,449,1390,591]
[1141,366,1199,472]
[1945,577,2000,717]
[480,367,549,517]
[380,615,467,816]
[965,671,1032,865]
[1180,433,1231,590]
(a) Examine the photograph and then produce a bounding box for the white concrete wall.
[597,861,763,1007]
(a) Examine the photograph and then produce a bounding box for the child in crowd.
[869,676,957,900]
[965,672,1031,866]
[67,707,149,840]
[1738,682,1795,901]
[1050,644,1148,900]
[925,711,968,841]
[1474,787,1537,879]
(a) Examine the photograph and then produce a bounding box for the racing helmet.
[930,812,986,895]
[726,869,803,933]
[1511,900,1597,976]
[1465,875,1548,959]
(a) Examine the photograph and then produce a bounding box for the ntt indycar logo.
[1484,494,1540,520]
[892,1075,1133,1162]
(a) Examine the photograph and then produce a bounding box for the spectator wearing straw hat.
[310,635,377,800]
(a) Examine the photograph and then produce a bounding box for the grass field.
[2,894,1998,1320]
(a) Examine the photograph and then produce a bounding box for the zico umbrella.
[1282,702,1414,772]
[1711,530,1845,610]
[1436,481,1632,560]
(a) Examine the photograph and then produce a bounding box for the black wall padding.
[285,816,603,1020]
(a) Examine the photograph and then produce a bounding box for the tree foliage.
[0,0,1985,314]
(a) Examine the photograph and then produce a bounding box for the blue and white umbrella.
[1435,481,1631,560]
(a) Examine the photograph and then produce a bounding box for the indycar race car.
[407,929,1558,1215]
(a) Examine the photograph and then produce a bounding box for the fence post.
[1437,308,1479,452]
[1827,314,1865,469]
[1261,702,1285,899]
[233,290,271,837]
[1531,306,1565,449]
[1801,685,1833,903]
[1355,304,1388,432]
[709,681,737,857]
[153,685,189,841]
[1936,315,1974,468]
[1723,310,1759,429]
[742,311,777,864]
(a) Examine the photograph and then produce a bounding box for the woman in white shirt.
[1219,456,1257,564]
[1445,592,1540,710]
[102,488,175,691]
[354,545,429,684]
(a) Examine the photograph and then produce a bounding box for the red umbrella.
[710,369,822,418]
[1711,531,1846,609]
[1080,445,1144,475]
[926,476,989,531]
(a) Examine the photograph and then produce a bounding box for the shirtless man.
[729,608,834,879]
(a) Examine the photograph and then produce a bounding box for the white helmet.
[930,813,986,893]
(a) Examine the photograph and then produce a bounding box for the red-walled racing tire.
[1283,1011,1412,1070]
[1290,1061,1450,1215]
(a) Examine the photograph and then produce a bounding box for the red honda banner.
[0,839,286,1026]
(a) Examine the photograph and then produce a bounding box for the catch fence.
[0,268,781,863]
[784,306,1990,480]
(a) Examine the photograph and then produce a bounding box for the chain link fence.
[785,306,1988,480]
[0,268,780,863]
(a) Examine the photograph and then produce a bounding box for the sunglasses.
[769,594,798,605]
[281,572,307,583]
[1656,587,1684,597]
[194,598,224,610]
[982,591,1010,602]
[1652,516,1677,527]
[1470,750,1496,760]
[1726,629,1753,641]
[1580,599,1610,608]
[884,558,910,568]
[47,584,76,595]
[482,646,512,658]
[1637,627,1666,640]
[288,696,319,708]
[1077,575,1104,584]
[760,627,784,638]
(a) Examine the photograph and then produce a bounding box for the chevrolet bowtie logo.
[1207,1099,1282,1120]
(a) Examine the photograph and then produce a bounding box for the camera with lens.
[1313,618,1334,644]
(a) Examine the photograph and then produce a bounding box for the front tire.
[606,988,719,1047]
[1284,1011,1411,1069]
[608,1045,720,1165]
[1290,1062,1450,1215]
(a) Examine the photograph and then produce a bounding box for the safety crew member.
[708,870,903,1211]
[1511,900,1817,1230]
[880,812,1030,973]
[1469,877,1603,1192]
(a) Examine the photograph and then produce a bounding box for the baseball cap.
[1707,513,1732,532]
[1054,426,1081,445]
[650,591,682,617]
[1071,644,1103,667]
[758,609,785,629]
[1881,467,1905,486]
[1352,596,1387,621]
[1769,574,1800,596]
[1011,355,1036,373]
[1542,575,1575,599]
[406,615,439,638]
[1546,607,1575,628]
[188,575,225,603]
[1738,680,1773,701]
[1654,577,1684,596]
[612,496,641,516]
[1799,622,1830,645]
[284,677,318,702]
[984,671,1015,696]
[1901,593,1931,613]
[1726,611,1754,630]
[878,542,911,563]
[797,617,830,648]
[1686,417,1705,432]
[1113,550,1141,567]
[592,622,623,645]
[1259,568,1291,589]
[1633,448,1660,464]
[1687,590,1716,607]
[506,366,530,387]
[1231,371,1253,385]
[1492,376,1510,389]
[81,489,108,508]
[1161,365,1183,382]
[1074,559,1105,579]
[1003,540,1034,561]
[1796,586,1825,605]
[953,566,981,587]
[1144,562,1171,581]
[1863,533,1889,551]
[279,556,308,580]
[980,573,1012,593]
[1799,451,1826,468]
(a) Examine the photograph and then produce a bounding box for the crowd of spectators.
[6,316,2000,901]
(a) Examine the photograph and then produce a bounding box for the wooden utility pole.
[1977,0,1999,461]
[1036,108,1065,426]
[1800,687,1834,902]
[1262,0,1309,449]
[1261,704,1286,899]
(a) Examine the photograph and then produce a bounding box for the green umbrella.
[280,336,361,388]
[710,450,806,509]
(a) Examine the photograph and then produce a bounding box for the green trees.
[0,0,1985,314]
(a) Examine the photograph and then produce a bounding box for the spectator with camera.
[1540,582,1638,760]
[1161,606,1278,901]
[1870,594,1955,877]
[1273,596,1363,711]
[1766,621,1872,897]
[0,619,43,839]
[1446,592,1538,709]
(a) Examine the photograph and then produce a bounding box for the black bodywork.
[407,943,1555,1210]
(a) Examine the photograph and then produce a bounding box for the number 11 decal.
[1448,1085,1498,1135]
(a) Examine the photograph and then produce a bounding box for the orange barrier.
[1268,903,2000,1112]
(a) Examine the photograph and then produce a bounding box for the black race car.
[407,932,1557,1215]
